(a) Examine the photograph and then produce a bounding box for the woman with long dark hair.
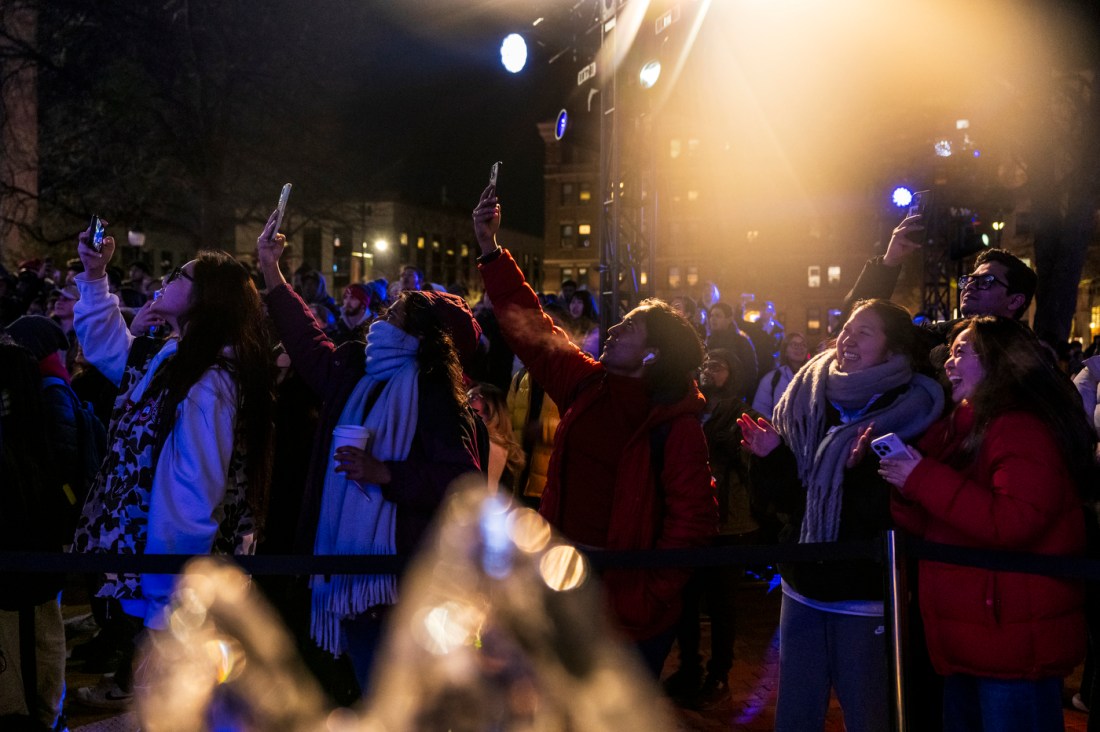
[882,317,1093,731]
[739,299,944,731]
[257,209,483,693]
[70,228,274,707]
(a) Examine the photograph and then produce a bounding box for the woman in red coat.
[881,317,1095,732]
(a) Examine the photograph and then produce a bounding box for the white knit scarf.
[773,350,943,543]
[310,320,420,655]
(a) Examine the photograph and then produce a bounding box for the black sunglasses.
[958,273,1008,291]
[165,266,194,285]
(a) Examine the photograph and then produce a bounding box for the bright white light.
[639,59,662,89]
[374,239,389,252]
[500,33,527,74]
[891,187,914,208]
[934,139,953,157]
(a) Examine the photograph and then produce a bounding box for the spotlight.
[500,33,527,74]
[639,60,662,89]
[891,187,914,208]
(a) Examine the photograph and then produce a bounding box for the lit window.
[400,232,409,246]
[460,244,469,257]
[827,266,841,285]
[432,239,440,250]
[670,139,682,159]
[417,236,425,250]
[687,266,699,286]
[579,184,592,202]
[808,266,821,288]
[668,266,681,288]
[807,307,822,334]
[578,223,591,235]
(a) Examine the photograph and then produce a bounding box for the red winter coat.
[891,404,1086,679]
[480,251,717,640]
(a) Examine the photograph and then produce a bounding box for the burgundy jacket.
[265,283,481,555]
[892,404,1086,679]
[480,250,716,640]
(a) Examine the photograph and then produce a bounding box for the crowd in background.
[1,196,1098,732]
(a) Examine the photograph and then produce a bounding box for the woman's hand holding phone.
[77,218,116,280]
[256,208,289,288]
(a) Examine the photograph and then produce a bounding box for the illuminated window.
[560,223,575,249]
[640,271,648,285]
[432,238,440,250]
[460,244,469,257]
[579,183,592,202]
[417,236,425,250]
[400,232,409,247]
[808,266,821,288]
[807,307,822,334]
[578,222,592,249]
[562,268,574,282]
[827,266,841,285]
[670,139,682,159]
[687,266,699,286]
[668,266,682,288]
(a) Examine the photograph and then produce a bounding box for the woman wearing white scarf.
[257,211,483,694]
[739,300,943,732]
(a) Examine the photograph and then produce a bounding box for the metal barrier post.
[885,529,908,732]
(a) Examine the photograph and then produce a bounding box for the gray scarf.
[773,350,943,543]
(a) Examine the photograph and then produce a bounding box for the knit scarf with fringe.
[310,321,419,655]
[772,350,943,543]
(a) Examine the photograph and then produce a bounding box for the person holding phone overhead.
[69,220,275,708]
[256,207,483,693]
[472,182,716,679]
[738,299,943,732]
[881,317,1093,732]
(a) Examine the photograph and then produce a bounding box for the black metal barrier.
[1,536,1098,576]
[3,535,1097,732]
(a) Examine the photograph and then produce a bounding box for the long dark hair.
[152,250,275,530]
[956,317,1096,498]
[401,290,467,408]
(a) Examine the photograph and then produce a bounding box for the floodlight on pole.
[500,33,527,74]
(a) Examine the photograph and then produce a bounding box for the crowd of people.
[0,189,1097,732]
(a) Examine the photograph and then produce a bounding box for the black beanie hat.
[4,315,69,361]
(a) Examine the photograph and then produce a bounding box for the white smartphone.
[870,433,910,460]
[489,161,502,189]
[273,183,292,233]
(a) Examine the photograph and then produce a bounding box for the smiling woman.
[737,297,943,731]
[885,317,1096,731]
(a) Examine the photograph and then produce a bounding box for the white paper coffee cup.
[332,425,371,451]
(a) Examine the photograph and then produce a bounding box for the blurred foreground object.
[137,480,674,731]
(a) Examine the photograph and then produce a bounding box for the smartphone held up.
[273,183,293,234]
[89,216,106,252]
[489,161,502,191]
[903,190,932,244]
